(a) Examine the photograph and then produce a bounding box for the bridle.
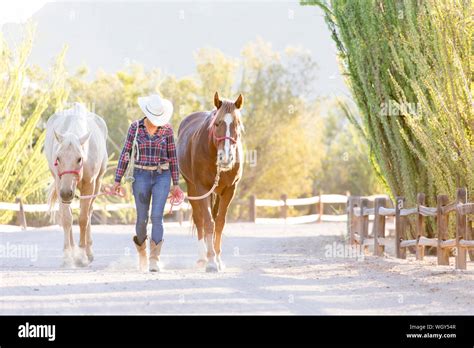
[209,111,240,144]
[210,124,238,144]
[54,158,83,180]
[52,155,126,202]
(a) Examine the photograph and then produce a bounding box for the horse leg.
[76,181,95,267]
[187,185,206,267]
[211,193,219,220]
[60,202,74,267]
[85,177,101,262]
[214,186,235,271]
[196,186,217,272]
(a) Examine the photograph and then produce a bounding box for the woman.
[113,94,180,272]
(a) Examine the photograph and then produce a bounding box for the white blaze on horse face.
[56,136,83,202]
[216,113,237,171]
[222,113,233,165]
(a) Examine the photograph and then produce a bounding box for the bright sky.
[0,0,49,26]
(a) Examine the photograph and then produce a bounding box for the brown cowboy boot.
[133,236,148,272]
[149,240,163,272]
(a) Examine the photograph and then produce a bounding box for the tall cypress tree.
[303,1,473,233]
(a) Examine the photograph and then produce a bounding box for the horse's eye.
[215,122,221,127]
[77,158,82,164]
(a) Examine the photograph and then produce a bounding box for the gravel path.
[1,222,473,314]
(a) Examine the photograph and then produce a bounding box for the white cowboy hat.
[137,94,173,127]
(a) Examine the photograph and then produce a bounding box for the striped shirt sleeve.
[166,127,180,186]
[114,122,137,183]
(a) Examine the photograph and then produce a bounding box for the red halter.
[54,159,83,179]
[210,125,237,144]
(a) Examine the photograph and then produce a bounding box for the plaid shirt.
[115,118,180,185]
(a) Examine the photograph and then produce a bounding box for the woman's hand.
[113,181,122,194]
[169,185,184,206]
[170,185,181,195]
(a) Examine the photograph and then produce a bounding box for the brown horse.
[177,92,244,272]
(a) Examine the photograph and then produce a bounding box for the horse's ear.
[79,132,91,146]
[235,94,244,109]
[54,130,64,143]
[214,92,222,109]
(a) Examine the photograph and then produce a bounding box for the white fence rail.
[1,192,390,229]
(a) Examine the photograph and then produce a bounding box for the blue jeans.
[132,168,171,244]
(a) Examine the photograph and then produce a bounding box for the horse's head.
[53,130,90,203]
[210,92,244,171]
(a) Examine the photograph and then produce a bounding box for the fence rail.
[1,191,391,229]
[247,193,389,223]
[348,187,474,270]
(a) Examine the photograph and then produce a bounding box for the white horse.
[44,103,108,267]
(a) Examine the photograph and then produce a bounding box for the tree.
[314,99,383,196]
[235,39,322,202]
[194,47,238,108]
[0,25,68,223]
[303,0,473,236]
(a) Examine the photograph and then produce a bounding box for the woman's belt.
[135,163,169,172]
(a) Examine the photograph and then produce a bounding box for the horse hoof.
[86,247,94,262]
[217,261,226,271]
[61,259,75,268]
[206,262,219,273]
[62,250,75,268]
[75,256,90,267]
[75,259,89,267]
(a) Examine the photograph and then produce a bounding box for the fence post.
[15,197,27,230]
[436,194,450,265]
[416,193,426,260]
[395,196,405,259]
[347,196,355,245]
[359,198,369,254]
[280,194,288,220]
[350,196,361,245]
[455,188,467,270]
[374,197,386,256]
[318,190,324,223]
[469,217,474,261]
[249,195,256,223]
[310,186,318,215]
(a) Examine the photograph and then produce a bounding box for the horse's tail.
[47,181,58,224]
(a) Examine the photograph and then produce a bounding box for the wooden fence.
[249,192,345,224]
[348,187,474,270]
[1,192,389,228]
[245,193,388,224]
